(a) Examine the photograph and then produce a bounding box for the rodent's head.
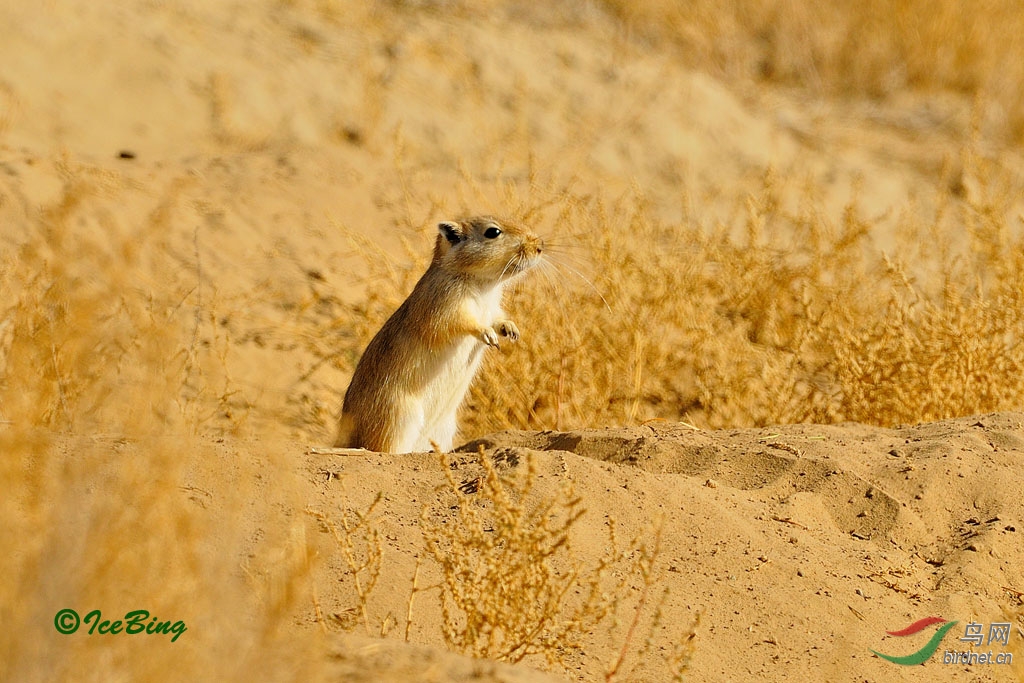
[432,216,544,283]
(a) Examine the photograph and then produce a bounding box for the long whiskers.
[541,240,590,253]
[499,253,521,281]
[541,253,612,313]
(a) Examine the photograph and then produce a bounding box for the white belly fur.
[414,285,503,450]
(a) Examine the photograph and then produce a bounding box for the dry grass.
[307,495,384,635]
[602,0,1024,142]
[420,447,615,667]
[328,146,1024,436]
[302,445,692,679]
[0,173,317,681]
[417,446,691,679]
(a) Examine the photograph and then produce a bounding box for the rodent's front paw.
[496,320,520,342]
[480,327,501,348]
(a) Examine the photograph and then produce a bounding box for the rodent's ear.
[438,221,465,246]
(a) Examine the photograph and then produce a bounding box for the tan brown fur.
[336,216,543,453]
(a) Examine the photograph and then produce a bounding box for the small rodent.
[335,215,544,453]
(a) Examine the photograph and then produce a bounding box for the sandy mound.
[12,416,1021,681]
[297,413,1023,681]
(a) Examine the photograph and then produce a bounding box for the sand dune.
[299,413,1024,681]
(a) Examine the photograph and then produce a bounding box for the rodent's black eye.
[484,227,502,239]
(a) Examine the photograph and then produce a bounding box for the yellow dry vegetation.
[338,149,1024,435]
[0,175,319,680]
[602,0,1024,142]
